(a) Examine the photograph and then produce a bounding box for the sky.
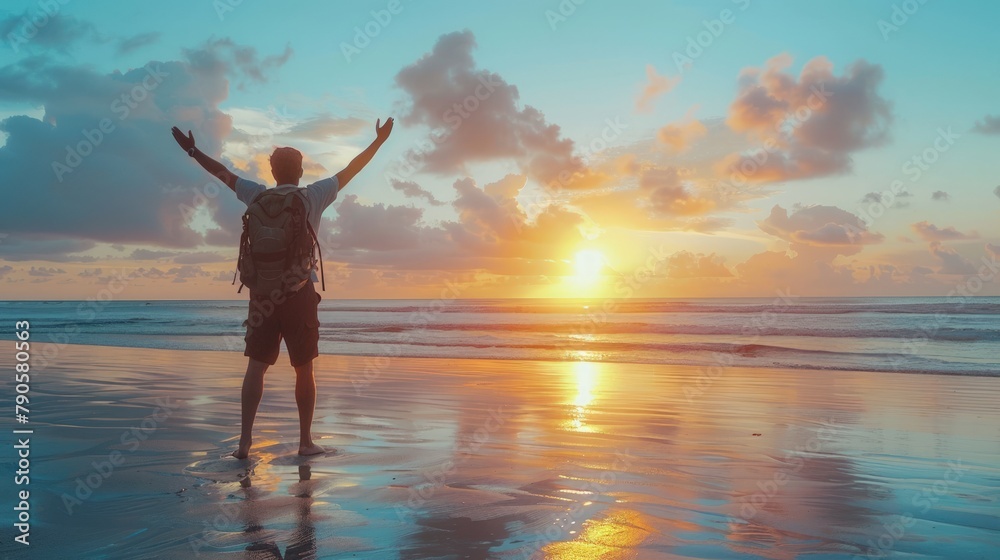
[0,0,998,299]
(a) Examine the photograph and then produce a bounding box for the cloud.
[665,251,732,278]
[390,178,445,206]
[862,189,912,208]
[285,114,367,140]
[568,159,731,233]
[323,174,586,276]
[130,249,177,260]
[326,194,426,252]
[0,265,13,278]
[987,243,1000,259]
[117,32,160,55]
[394,31,604,190]
[994,185,1000,199]
[639,166,716,216]
[182,38,292,87]
[166,264,211,283]
[758,204,883,257]
[28,266,65,277]
[0,235,96,262]
[929,242,977,275]
[658,120,707,153]
[78,268,103,277]
[636,65,680,113]
[911,221,978,242]
[0,40,292,258]
[0,13,100,53]
[931,190,950,201]
[735,250,853,289]
[721,54,891,183]
[173,251,227,264]
[973,115,1000,134]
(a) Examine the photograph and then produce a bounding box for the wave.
[3,297,998,377]
[319,300,1000,316]
[329,321,1000,342]
[6,298,1000,316]
[312,338,998,377]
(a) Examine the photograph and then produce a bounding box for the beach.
[2,342,997,559]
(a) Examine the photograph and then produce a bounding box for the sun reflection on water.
[566,361,601,433]
[541,508,652,559]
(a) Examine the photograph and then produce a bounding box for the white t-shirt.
[235,176,339,283]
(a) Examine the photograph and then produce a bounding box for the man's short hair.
[270,147,303,180]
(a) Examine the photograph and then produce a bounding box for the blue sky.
[0,0,998,298]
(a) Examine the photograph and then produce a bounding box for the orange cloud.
[911,221,979,242]
[658,120,707,153]
[721,54,891,184]
[394,31,605,191]
[758,204,884,257]
[635,65,680,113]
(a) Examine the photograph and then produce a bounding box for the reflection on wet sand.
[14,344,1000,559]
[239,463,318,559]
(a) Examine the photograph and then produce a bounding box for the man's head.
[270,147,303,186]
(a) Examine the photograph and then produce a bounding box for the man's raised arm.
[171,127,238,191]
[335,117,393,190]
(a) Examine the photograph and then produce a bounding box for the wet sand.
[2,343,998,559]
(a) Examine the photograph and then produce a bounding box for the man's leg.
[293,359,325,455]
[234,358,269,459]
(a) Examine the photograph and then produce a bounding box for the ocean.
[2,297,998,376]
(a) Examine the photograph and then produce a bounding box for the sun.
[573,249,605,283]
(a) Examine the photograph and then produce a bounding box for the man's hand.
[171,127,196,152]
[375,117,393,144]
[336,117,393,189]
[172,126,238,191]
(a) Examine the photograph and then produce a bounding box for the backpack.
[233,186,325,295]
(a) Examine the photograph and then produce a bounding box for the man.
[171,117,393,458]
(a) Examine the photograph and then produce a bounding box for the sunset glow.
[1,1,997,299]
[573,250,606,284]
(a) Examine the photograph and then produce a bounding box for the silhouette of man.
[171,117,393,458]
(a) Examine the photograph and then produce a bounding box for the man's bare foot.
[232,439,251,459]
[298,443,325,456]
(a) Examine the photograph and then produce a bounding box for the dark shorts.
[243,281,321,367]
